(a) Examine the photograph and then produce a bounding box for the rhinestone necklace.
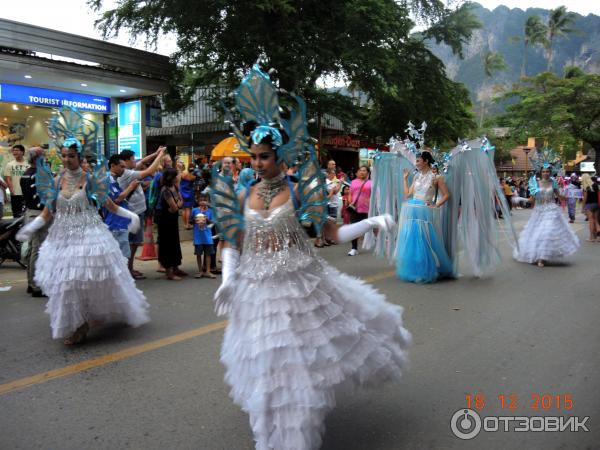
[257,173,286,210]
[62,167,84,198]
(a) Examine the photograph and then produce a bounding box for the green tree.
[359,39,475,146]
[518,16,548,78]
[88,0,479,143]
[478,51,507,127]
[546,6,576,72]
[497,69,600,170]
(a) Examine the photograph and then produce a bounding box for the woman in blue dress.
[395,151,454,283]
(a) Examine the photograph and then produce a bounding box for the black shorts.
[194,244,215,256]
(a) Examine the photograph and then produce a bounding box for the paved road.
[0,208,598,449]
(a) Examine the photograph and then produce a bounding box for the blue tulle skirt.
[395,200,454,283]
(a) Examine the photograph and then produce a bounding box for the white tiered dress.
[514,182,580,263]
[35,188,149,339]
[216,198,411,450]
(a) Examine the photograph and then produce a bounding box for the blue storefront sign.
[118,100,143,159]
[0,83,111,113]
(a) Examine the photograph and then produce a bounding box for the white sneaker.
[348,249,358,256]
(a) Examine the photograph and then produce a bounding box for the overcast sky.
[2,0,599,57]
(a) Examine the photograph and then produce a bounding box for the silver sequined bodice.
[413,171,436,202]
[241,198,315,279]
[536,182,556,205]
[53,188,104,236]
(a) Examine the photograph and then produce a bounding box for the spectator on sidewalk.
[341,185,352,225]
[148,153,173,274]
[3,144,28,217]
[348,166,372,256]
[157,168,187,280]
[178,161,196,230]
[190,192,217,279]
[325,169,341,244]
[20,147,51,297]
[106,154,140,260]
[118,147,166,279]
[501,178,513,212]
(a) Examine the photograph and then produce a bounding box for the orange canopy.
[210,137,251,162]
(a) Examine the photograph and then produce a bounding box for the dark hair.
[12,144,25,153]
[108,154,123,167]
[418,151,434,166]
[359,165,370,174]
[242,120,289,148]
[119,150,135,160]
[162,168,178,187]
[197,192,209,201]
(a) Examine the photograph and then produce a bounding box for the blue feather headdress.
[529,147,562,176]
[224,64,315,167]
[47,106,99,158]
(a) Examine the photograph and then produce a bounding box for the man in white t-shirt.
[117,147,166,279]
[3,144,28,217]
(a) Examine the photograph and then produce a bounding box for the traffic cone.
[136,215,158,260]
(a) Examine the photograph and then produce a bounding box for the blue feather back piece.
[210,165,245,246]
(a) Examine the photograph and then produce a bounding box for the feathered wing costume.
[443,137,517,277]
[210,65,410,450]
[513,147,579,264]
[17,107,148,340]
[369,132,518,281]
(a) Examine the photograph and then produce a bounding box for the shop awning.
[210,137,251,162]
[147,122,228,137]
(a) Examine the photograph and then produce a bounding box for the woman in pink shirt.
[347,166,372,255]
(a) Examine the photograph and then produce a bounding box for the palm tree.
[483,51,507,78]
[479,51,507,127]
[521,16,548,77]
[546,6,576,72]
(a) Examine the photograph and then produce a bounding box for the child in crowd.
[190,192,216,279]
[341,185,352,225]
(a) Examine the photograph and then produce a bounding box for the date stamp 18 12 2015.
[465,392,575,411]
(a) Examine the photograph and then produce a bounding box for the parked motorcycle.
[0,216,27,268]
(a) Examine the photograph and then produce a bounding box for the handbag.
[347,180,367,213]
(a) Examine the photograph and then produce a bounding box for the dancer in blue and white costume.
[396,150,454,283]
[211,65,410,450]
[369,135,517,281]
[16,108,149,345]
[514,148,579,267]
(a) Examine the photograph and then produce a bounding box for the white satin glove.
[16,216,46,242]
[214,247,240,316]
[337,214,395,244]
[115,207,140,233]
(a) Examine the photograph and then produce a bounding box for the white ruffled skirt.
[218,252,411,450]
[35,217,149,339]
[513,203,580,263]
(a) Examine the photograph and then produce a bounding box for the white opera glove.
[214,247,240,316]
[16,216,46,242]
[115,207,140,233]
[337,214,395,244]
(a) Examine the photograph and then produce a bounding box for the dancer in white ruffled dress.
[514,162,580,267]
[17,137,149,345]
[212,65,411,450]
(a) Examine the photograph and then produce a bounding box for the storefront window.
[0,103,104,171]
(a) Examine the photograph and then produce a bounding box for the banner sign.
[0,83,111,113]
[118,100,142,159]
